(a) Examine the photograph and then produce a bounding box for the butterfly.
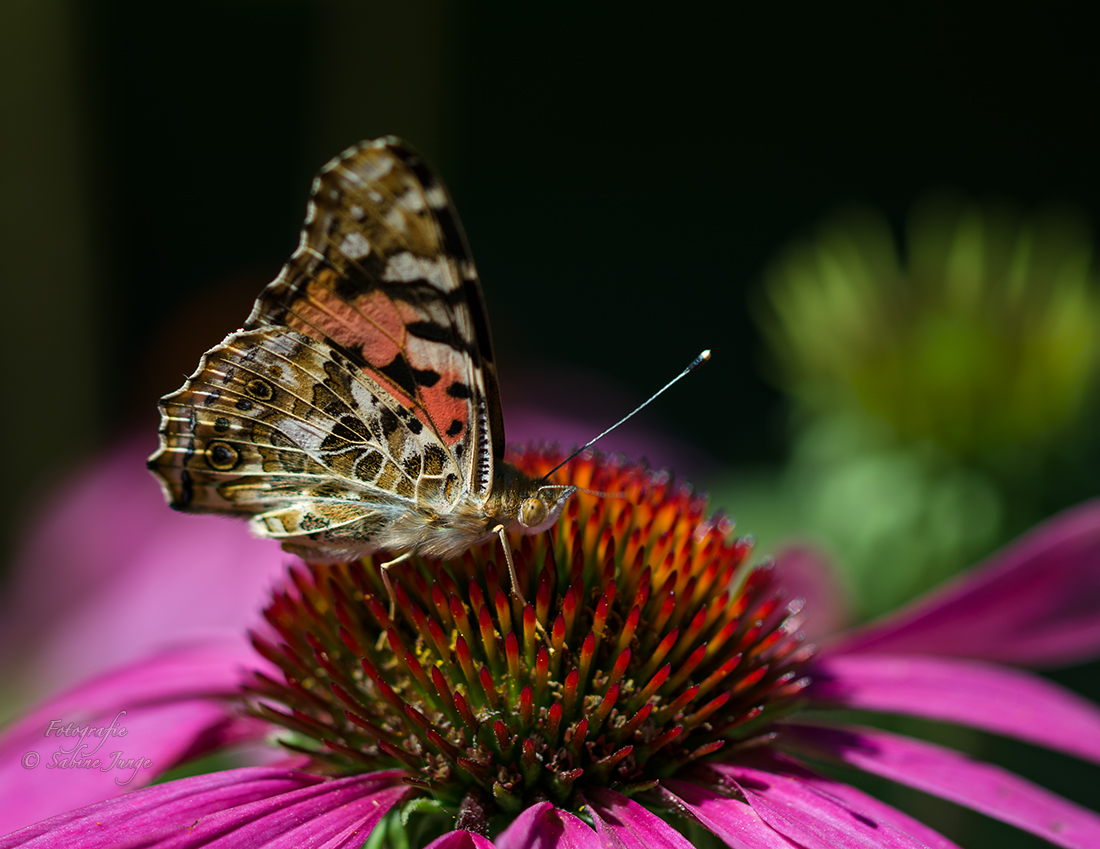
[148,137,576,598]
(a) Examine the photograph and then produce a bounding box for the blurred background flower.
[715,197,1100,620]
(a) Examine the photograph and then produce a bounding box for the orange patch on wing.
[419,380,471,446]
[406,340,470,447]
[286,277,403,363]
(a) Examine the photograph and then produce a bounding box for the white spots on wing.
[274,418,329,452]
[351,155,395,184]
[348,204,365,220]
[368,190,383,204]
[303,201,317,226]
[384,252,455,290]
[425,185,447,209]
[339,231,371,260]
[385,205,408,233]
[349,379,383,416]
[396,188,426,214]
[452,303,476,342]
[460,259,478,281]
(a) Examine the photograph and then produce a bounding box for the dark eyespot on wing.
[245,378,274,400]
[205,442,240,471]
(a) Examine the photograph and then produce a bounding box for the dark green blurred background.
[2,3,1098,844]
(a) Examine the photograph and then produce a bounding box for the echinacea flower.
[3,448,1100,847]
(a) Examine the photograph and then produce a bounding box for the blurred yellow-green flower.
[717,196,1100,621]
[759,195,1100,464]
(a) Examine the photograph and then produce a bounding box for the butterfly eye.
[519,496,549,528]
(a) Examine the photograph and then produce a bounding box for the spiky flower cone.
[247,448,813,840]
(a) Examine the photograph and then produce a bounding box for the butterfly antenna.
[541,349,712,480]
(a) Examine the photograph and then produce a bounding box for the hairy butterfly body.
[149,138,575,577]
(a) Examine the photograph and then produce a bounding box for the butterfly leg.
[379,551,415,622]
[493,525,529,608]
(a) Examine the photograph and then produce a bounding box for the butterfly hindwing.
[150,139,503,559]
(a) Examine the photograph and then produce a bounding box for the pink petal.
[830,500,1100,667]
[706,760,939,849]
[423,831,497,849]
[739,752,960,849]
[0,639,272,833]
[583,787,695,849]
[1,437,286,701]
[781,722,1100,849]
[806,653,1100,765]
[0,767,408,848]
[770,545,851,640]
[495,802,602,849]
[659,779,799,849]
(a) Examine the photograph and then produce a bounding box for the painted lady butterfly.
[148,137,576,595]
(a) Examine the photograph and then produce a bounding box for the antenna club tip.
[700,349,712,360]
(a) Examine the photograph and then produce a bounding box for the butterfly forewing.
[149,138,511,561]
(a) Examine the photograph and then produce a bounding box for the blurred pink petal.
[830,500,1100,667]
[806,653,1100,765]
[769,545,851,640]
[0,638,271,834]
[780,723,1100,849]
[1,436,286,700]
[0,767,407,849]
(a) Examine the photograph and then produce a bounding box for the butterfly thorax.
[373,462,575,562]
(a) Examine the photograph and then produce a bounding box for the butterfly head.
[517,485,577,534]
